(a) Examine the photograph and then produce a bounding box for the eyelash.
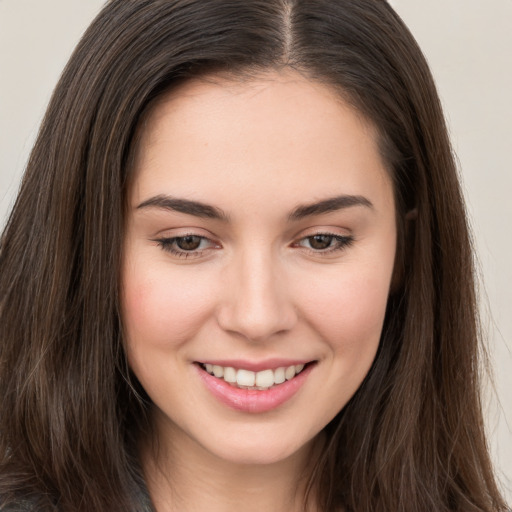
[153,235,216,259]
[293,233,354,254]
[153,232,354,259]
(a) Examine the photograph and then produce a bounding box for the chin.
[199,428,320,468]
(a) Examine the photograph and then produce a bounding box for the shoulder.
[0,475,154,511]
[0,495,57,512]
[0,502,38,511]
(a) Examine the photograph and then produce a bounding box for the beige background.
[0,0,510,502]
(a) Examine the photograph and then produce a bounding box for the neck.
[140,413,323,512]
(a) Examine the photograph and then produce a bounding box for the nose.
[216,248,297,342]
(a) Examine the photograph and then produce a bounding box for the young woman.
[0,1,508,511]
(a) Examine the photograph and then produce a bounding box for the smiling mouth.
[197,362,313,391]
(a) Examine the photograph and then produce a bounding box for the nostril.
[216,302,298,342]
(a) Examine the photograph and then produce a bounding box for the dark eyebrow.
[136,194,229,221]
[288,195,373,221]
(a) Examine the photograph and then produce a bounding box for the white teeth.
[212,365,224,378]
[237,369,255,387]
[274,367,285,384]
[223,366,237,383]
[255,369,274,388]
[202,362,308,389]
[285,365,296,380]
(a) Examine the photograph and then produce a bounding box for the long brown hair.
[0,1,507,510]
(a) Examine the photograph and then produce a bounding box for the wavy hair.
[0,0,507,510]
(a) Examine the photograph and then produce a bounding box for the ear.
[405,208,418,222]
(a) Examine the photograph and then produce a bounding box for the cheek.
[298,262,392,359]
[121,261,214,350]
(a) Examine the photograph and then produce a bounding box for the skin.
[122,70,397,512]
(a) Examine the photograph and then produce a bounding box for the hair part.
[0,1,507,510]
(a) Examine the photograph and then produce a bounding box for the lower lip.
[196,363,314,413]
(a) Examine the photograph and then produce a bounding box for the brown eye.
[154,234,218,257]
[176,235,203,251]
[295,233,354,254]
[308,234,334,250]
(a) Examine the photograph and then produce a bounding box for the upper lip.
[196,358,315,372]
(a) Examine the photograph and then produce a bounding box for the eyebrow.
[137,195,229,221]
[136,193,373,222]
[288,195,373,221]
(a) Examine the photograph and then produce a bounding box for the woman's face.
[122,71,397,466]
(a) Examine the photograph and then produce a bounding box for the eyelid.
[151,227,354,259]
[292,230,355,255]
[152,233,220,259]
[290,222,353,237]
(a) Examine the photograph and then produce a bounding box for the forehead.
[129,70,392,214]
